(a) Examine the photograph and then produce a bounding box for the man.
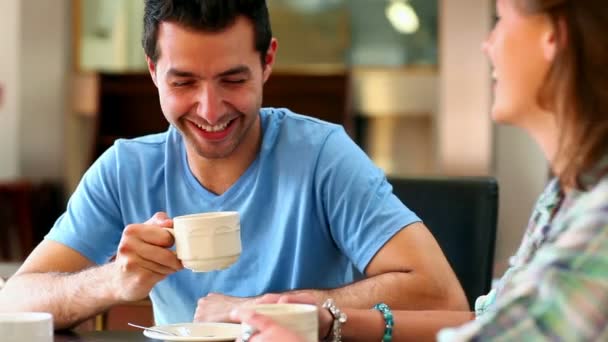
[0,0,467,329]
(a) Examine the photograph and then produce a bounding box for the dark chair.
[387,176,499,309]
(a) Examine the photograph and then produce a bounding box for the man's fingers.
[277,293,318,305]
[125,252,178,276]
[132,239,183,272]
[254,293,282,304]
[145,212,173,227]
[133,225,175,247]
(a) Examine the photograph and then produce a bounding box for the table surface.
[0,262,21,278]
[54,331,155,341]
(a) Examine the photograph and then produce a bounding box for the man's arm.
[195,222,468,322]
[0,241,119,329]
[291,222,469,310]
[0,213,183,329]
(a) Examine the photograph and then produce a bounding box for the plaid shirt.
[438,156,608,341]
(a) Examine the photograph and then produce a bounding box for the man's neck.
[186,119,262,195]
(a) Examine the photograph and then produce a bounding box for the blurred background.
[0,0,547,278]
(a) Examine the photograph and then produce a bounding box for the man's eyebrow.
[166,68,199,78]
[217,66,251,78]
[165,66,251,79]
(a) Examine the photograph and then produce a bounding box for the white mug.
[241,304,318,342]
[0,312,53,342]
[167,211,241,272]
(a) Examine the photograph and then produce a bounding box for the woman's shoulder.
[574,174,608,213]
[556,175,608,242]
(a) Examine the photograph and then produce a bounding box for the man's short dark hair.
[143,0,272,65]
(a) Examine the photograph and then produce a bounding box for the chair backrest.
[387,176,499,308]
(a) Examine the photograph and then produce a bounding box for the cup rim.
[174,211,239,221]
[0,312,53,322]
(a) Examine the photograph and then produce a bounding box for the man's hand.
[111,212,183,302]
[194,293,253,322]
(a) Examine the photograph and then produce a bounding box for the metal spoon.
[128,322,178,336]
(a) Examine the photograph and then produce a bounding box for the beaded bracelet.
[373,302,394,342]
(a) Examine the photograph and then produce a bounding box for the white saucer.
[143,322,240,341]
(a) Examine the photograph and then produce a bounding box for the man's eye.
[223,79,246,84]
[172,81,193,87]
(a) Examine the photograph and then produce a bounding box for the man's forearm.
[0,263,120,329]
[289,271,468,311]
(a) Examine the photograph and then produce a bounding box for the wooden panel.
[263,71,352,133]
[92,73,167,162]
[103,300,154,331]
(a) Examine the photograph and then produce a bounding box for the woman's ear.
[542,17,567,62]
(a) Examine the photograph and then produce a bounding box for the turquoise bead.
[373,302,393,342]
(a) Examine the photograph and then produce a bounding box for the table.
[54,331,154,341]
[0,262,21,278]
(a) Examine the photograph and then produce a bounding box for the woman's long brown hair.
[516,0,608,189]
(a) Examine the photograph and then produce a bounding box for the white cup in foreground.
[241,304,318,342]
[0,312,53,342]
[167,211,241,272]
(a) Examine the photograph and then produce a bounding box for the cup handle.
[162,228,178,255]
[163,227,175,238]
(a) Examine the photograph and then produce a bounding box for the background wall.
[493,126,547,273]
[0,0,68,182]
[438,0,493,175]
[0,0,21,179]
[19,0,70,181]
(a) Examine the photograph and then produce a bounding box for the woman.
[232,0,608,340]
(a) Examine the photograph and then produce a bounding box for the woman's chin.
[490,105,517,125]
[490,109,506,124]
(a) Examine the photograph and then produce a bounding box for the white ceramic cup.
[241,304,318,342]
[167,211,241,272]
[0,312,53,342]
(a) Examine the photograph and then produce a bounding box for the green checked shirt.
[438,156,608,341]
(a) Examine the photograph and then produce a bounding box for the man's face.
[148,17,276,159]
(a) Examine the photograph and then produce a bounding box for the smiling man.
[0,0,467,329]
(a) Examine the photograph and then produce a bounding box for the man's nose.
[196,83,224,125]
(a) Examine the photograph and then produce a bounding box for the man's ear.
[146,56,158,87]
[262,38,278,83]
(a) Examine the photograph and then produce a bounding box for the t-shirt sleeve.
[45,144,124,265]
[314,127,420,273]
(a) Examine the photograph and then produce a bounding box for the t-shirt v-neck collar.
[179,113,269,203]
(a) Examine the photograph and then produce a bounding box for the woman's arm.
[341,308,474,341]
[232,293,474,342]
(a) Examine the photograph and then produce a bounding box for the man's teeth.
[196,121,230,132]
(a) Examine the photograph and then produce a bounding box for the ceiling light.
[386,0,420,34]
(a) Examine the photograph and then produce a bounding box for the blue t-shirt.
[46,108,420,324]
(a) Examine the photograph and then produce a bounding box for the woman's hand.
[253,293,334,340]
[230,308,305,342]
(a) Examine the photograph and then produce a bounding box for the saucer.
[143,322,240,341]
